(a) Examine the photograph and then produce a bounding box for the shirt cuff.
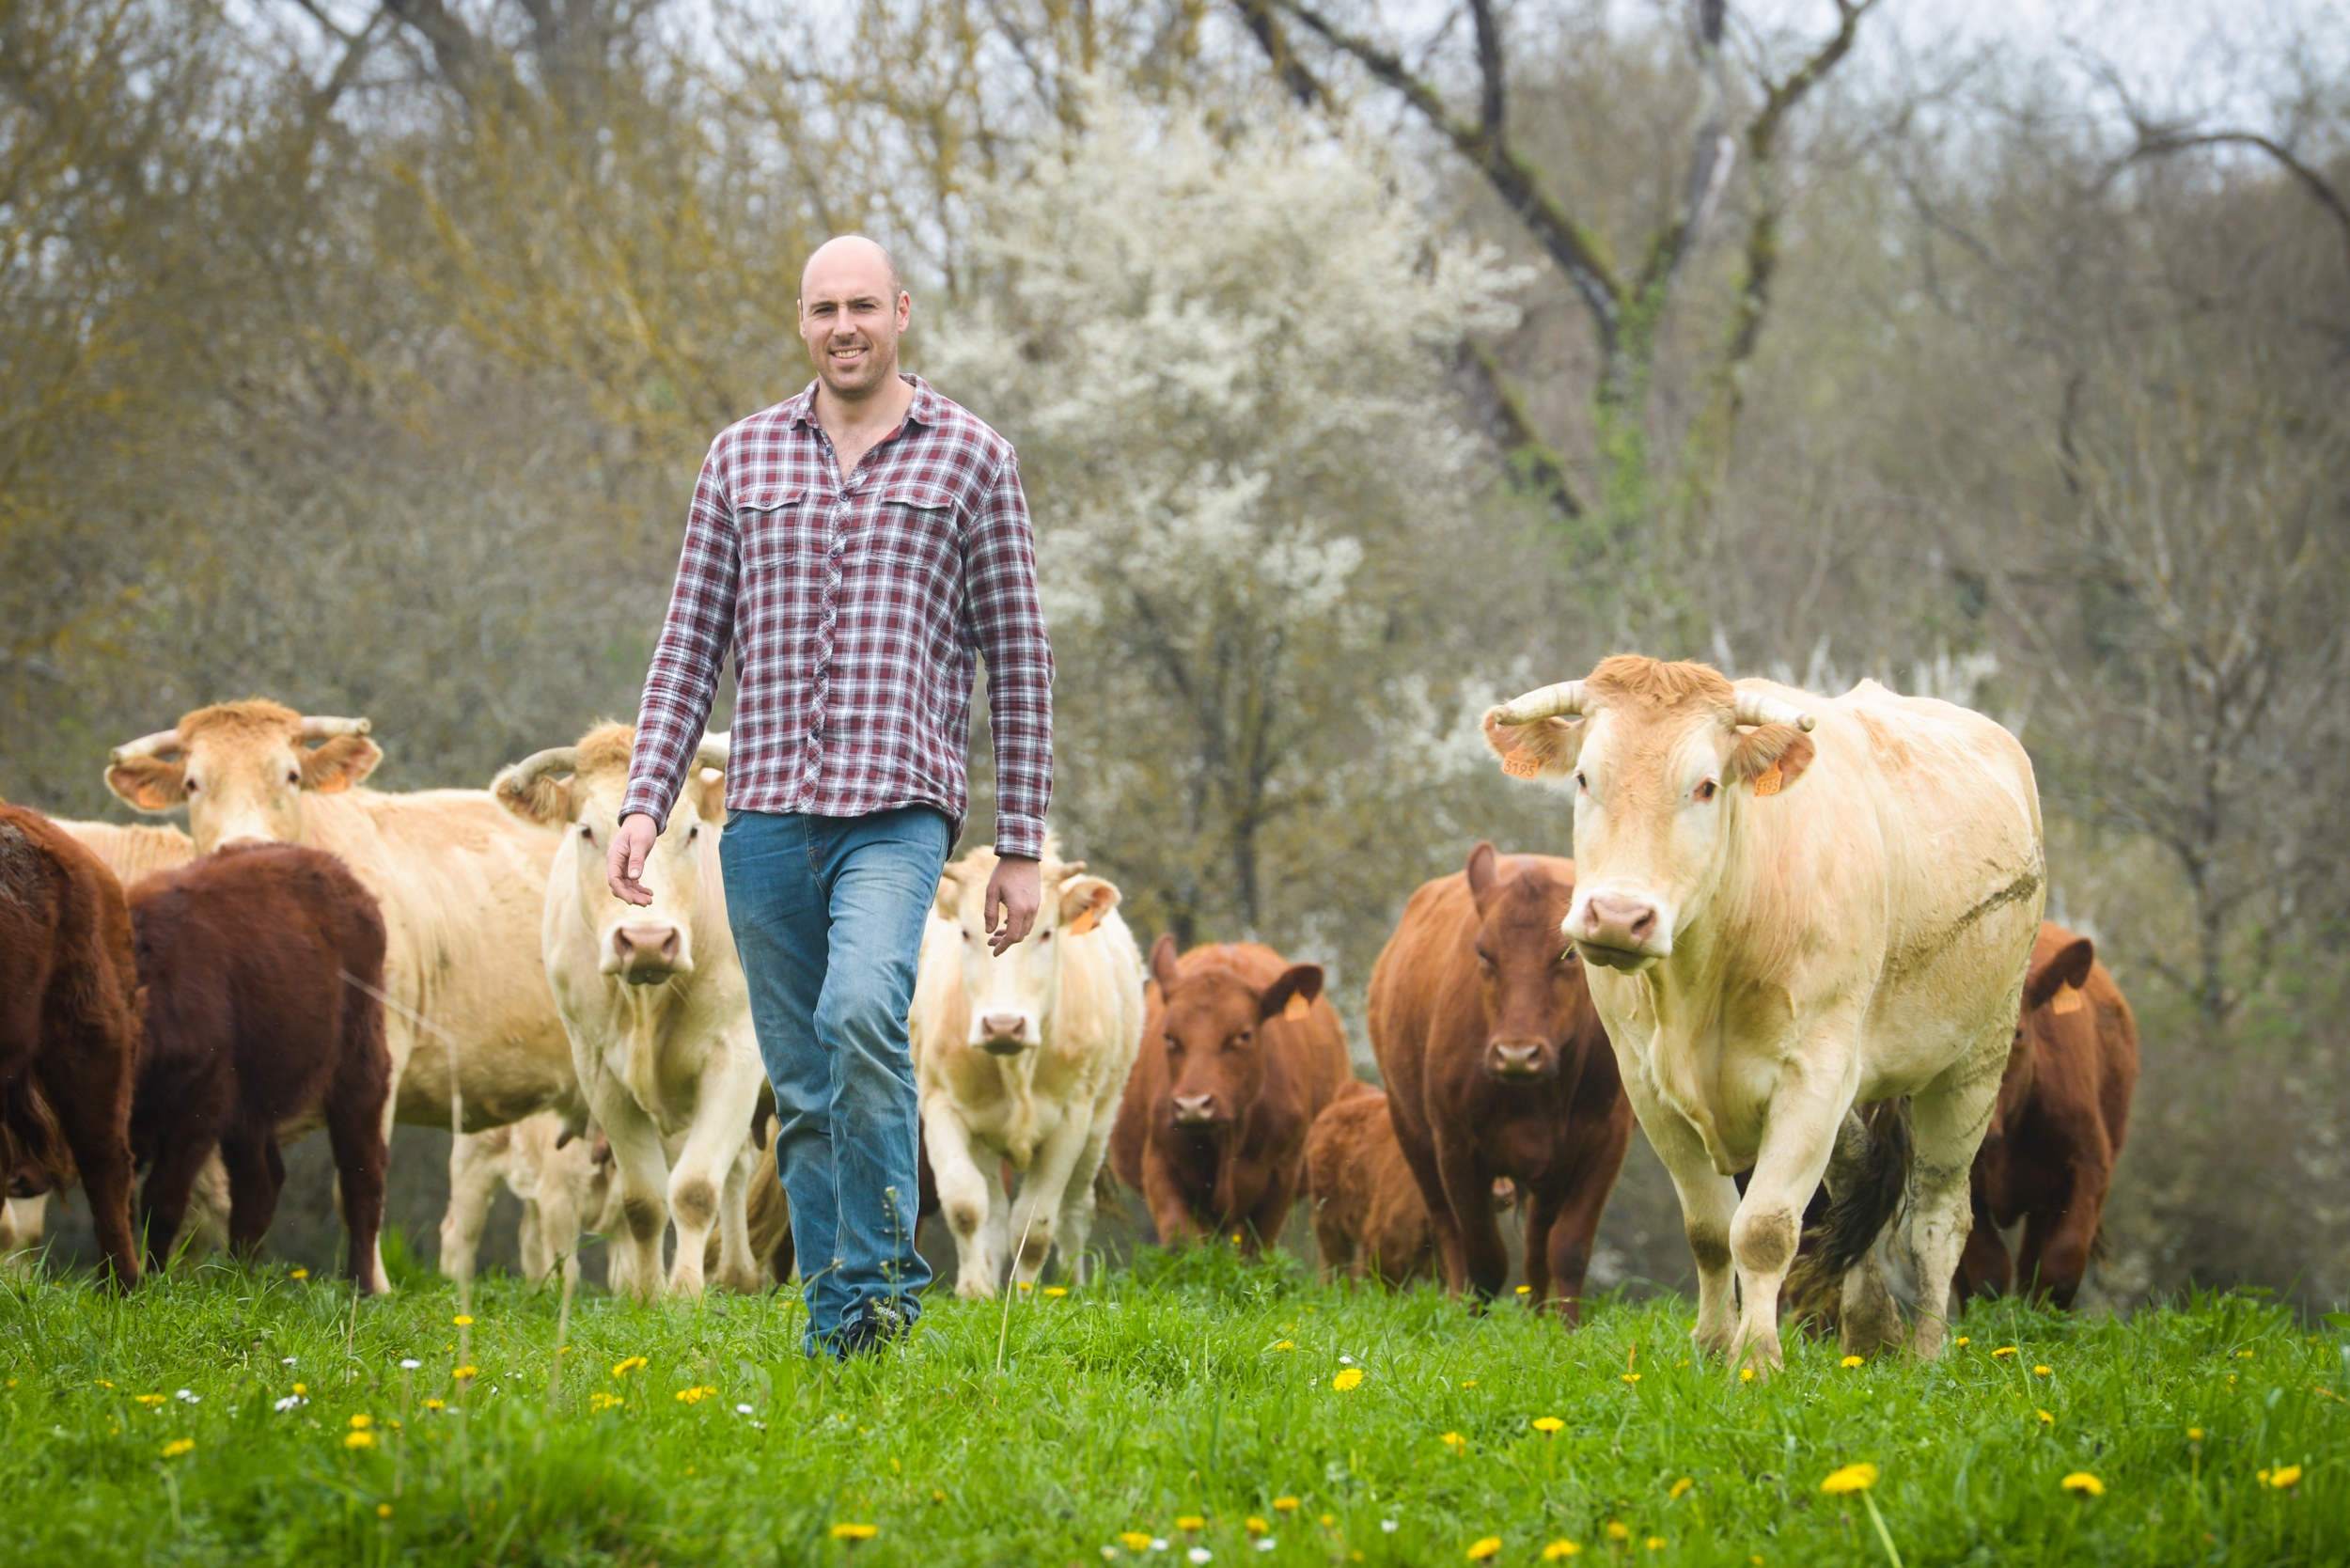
[619,784,671,835]
[993,813,1046,861]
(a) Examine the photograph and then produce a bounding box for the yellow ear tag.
[1501,749,1541,780]
[1281,993,1313,1022]
[2050,983,2084,1015]
[1064,905,1099,937]
[1751,762,1784,798]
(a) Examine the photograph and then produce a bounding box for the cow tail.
[1786,1100,1911,1312]
[1092,1158,1125,1218]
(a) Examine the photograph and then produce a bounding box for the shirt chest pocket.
[857,479,961,572]
[735,484,813,568]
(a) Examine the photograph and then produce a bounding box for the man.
[609,235,1053,1357]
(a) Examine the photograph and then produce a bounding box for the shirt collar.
[784,373,936,430]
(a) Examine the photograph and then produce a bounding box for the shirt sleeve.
[964,448,1055,859]
[622,440,740,832]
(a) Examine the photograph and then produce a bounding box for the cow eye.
[185,778,199,794]
[1574,772,1588,792]
[1695,778,1717,803]
[579,824,595,843]
[686,823,699,841]
[286,769,301,785]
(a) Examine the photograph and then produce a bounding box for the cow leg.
[1722,1058,1854,1377]
[702,1138,760,1294]
[924,1101,1003,1297]
[39,1030,140,1289]
[1140,1137,1204,1248]
[1956,1184,2013,1303]
[322,1075,386,1296]
[596,1091,672,1304]
[1434,1141,1510,1301]
[439,1133,506,1292]
[217,1129,286,1262]
[1901,1037,2008,1363]
[1007,1114,1094,1291]
[1055,1117,1118,1286]
[137,1133,218,1277]
[1618,1065,1741,1357]
[1244,1161,1300,1257]
[1543,1111,1634,1325]
[2017,1155,2108,1309]
[181,1154,232,1262]
[664,1049,761,1301]
[1386,1097,1470,1294]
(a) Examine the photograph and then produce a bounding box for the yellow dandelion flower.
[932,1491,947,1504]
[350,1413,373,1430]
[1274,1341,1295,1352]
[829,1523,878,1541]
[2033,1365,2052,1377]
[1332,1369,1364,1391]
[452,1366,478,1380]
[674,1386,717,1404]
[1532,1417,1565,1434]
[1462,1379,1478,1387]
[1991,1346,2016,1358]
[291,1383,306,1396]
[1515,1285,1531,1295]
[290,1268,308,1280]
[1440,1432,1467,1451]
[1606,1522,1631,1543]
[161,1438,195,1459]
[95,1380,114,1388]
[135,1394,165,1407]
[2237,1349,2255,1358]
[589,1392,622,1411]
[1955,1336,1970,1347]
[1820,1463,1879,1495]
[1273,1498,1299,1513]
[1645,1538,1667,1552]
[1669,1477,1693,1499]
[2060,1473,2103,1497]
[1542,1544,1581,1560]
[1120,1534,1153,1551]
[1044,1287,1068,1297]
[1739,1368,1755,1384]
[452,1315,473,1326]
[1321,1514,1336,1528]
[377,1503,392,1519]
[1177,1516,1207,1531]
[1246,1517,1271,1535]
[1840,1356,1864,1369]
[1622,1373,1641,1384]
[344,1431,377,1450]
[2037,1410,2055,1426]
[2187,1428,2204,1440]
[1017,1281,1033,1292]
[2268,1466,2303,1489]
[1466,1538,1502,1560]
[611,1356,648,1378]
[423,1399,445,1411]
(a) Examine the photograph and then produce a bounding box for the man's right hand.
[608,813,658,905]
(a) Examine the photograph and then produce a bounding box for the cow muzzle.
[1169,1093,1223,1128]
[608,923,687,983]
[978,1012,1034,1056]
[1492,1176,1518,1210]
[1484,1037,1558,1081]
[1570,889,1668,969]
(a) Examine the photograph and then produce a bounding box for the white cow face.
[933,855,1120,1055]
[495,726,725,984]
[1483,660,1816,971]
[106,700,381,853]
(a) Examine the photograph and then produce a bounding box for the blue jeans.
[720,806,948,1352]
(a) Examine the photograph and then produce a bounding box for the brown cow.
[1957,921,2138,1308]
[1108,939,1352,1252]
[1370,844,1633,1319]
[127,842,391,1288]
[0,806,142,1286]
[1308,1084,1436,1286]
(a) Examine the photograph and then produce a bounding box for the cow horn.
[693,733,729,774]
[1492,682,1590,726]
[505,746,580,791]
[299,715,371,742]
[1731,691,1816,732]
[109,729,184,763]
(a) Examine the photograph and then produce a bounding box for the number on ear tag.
[1751,762,1784,798]
[1065,905,1099,937]
[1281,993,1313,1022]
[2050,983,2084,1015]
[1501,749,1541,780]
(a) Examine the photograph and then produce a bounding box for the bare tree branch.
[1231,0,1328,109]
[1467,0,1504,143]
[2124,128,2350,286]
[1464,341,1584,517]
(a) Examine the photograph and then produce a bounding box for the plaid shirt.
[621,375,1053,858]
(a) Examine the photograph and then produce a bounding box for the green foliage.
[1,1263,2342,1565]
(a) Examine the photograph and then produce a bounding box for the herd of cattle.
[0,656,2142,1370]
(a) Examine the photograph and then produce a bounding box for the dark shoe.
[833,1300,911,1360]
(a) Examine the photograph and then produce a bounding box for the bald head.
[800,236,901,304]
[797,234,913,406]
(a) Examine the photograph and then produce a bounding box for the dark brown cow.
[1108,940,1352,1252]
[1308,1084,1436,1286]
[1369,844,1633,1320]
[0,806,142,1285]
[128,842,391,1288]
[1957,921,2138,1308]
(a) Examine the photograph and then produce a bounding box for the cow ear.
[2023,935,2096,1015]
[1057,874,1120,935]
[492,763,579,827]
[1261,964,1324,1024]
[691,766,725,822]
[1149,932,1183,994]
[105,756,186,814]
[301,734,383,794]
[1465,841,1502,911]
[1482,710,1583,782]
[1727,726,1815,797]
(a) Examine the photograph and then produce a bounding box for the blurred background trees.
[5,0,2344,1308]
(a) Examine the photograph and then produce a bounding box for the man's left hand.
[984,854,1042,954]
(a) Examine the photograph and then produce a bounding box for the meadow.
[1,1242,2342,1567]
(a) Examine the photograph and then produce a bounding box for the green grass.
[1,1241,2343,1566]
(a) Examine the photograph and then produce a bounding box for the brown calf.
[1370,844,1632,1320]
[1108,939,1352,1252]
[1308,1084,1437,1286]
[128,842,391,1288]
[1957,920,2138,1308]
[0,806,142,1286]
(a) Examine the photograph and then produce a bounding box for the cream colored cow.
[912,846,1143,1296]
[494,726,764,1300]
[1485,655,2044,1373]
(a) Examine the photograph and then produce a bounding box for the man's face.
[798,244,909,400]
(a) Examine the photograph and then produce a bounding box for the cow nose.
[1171,1093,1217,1126]
[613,924,682,980]
[1491,1176,1518,1210]
[1583,893,1659,947]
[1488,1038,1549,1078]
[980,1012,1025,1040]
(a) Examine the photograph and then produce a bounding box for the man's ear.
[1261,964,1324,1024]
[2023,935,2096,1015]
[1057,874,1120,935]
[1149,932,1183,995]
[105,756,187,814]
[1482,710,1584,782]
[1727,726,1815,797]
[301,734,383,794]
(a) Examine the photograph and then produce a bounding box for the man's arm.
[965,448,1054,948]
[610,442,740,904]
